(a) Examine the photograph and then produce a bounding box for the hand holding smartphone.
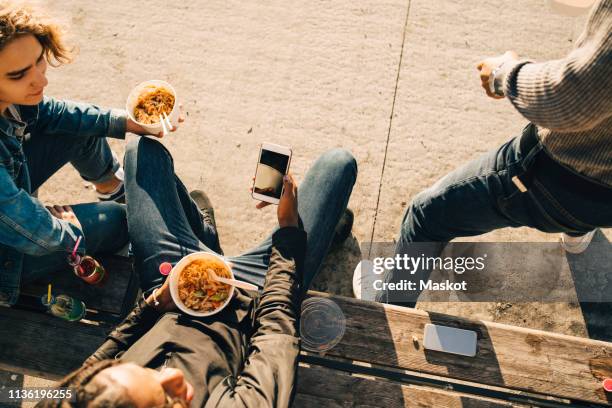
[252,143,298,227]
[252,143,292,205]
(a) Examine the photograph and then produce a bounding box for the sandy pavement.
[2,0,610,402]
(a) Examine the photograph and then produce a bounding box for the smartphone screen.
[253,149,290,200]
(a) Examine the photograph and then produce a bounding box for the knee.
[400,191,438,240]
[319,148,358,180]
[124,137,173,169]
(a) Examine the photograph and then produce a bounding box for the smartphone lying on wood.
[423,323,478,357]
[252,142,292,205]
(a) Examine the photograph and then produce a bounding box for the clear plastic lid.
[300,297,346,353]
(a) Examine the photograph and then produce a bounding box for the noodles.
[133,85,175,124]
[178,259,232,312]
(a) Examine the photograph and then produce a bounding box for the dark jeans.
[378,124,612,304]
[124,137,357,293]
[21,132,127,284]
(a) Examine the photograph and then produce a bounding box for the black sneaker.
[189,190,217,230]
[332,208,354,248]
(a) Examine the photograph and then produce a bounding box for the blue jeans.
[124,137,357,294]
[379,124,612,304]
[20,132,127,284]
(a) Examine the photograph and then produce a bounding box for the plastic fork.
[207,269,258,291]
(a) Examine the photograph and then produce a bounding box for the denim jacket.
[0,97,126,306]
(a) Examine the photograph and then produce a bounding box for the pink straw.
[72,236,83,258]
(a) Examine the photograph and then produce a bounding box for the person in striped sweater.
[355,0,611,304]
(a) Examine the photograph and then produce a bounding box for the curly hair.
[0,1,73,66]
[33,359,188,408]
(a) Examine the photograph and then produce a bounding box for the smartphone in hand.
[252,143,292,205]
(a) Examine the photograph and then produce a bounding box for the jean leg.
[378,136,529,304]
[23,131,119,191]
[21,202,128,284]
[230,148,357,289]
[124,137,219,293]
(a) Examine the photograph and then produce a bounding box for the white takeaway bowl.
[168,252,234,317]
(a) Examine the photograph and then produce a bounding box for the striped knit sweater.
[501,0,612,187]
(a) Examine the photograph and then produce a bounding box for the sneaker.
[332,208,354,248]
[189,190,217,230]
[352,261,363,299]
[352,260,375,300]
[96,168,125,203]
[96,182,125,203]
[560,230,596,254]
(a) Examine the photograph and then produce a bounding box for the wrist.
[491,58,520,97]
[279,218,298,228]
[146,286,172,309]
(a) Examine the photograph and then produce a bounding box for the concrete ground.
[3,0,610,404]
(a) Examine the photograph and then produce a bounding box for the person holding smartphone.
[38,136,356,407]
[0,2,180,306]
[353,0,611,303]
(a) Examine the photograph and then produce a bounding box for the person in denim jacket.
[0,3,175,306]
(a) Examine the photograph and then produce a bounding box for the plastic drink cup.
[70,255,108,286]
[41,294,86,322]
[300,297,346,353]
[126,80,180,135]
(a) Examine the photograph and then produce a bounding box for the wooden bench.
[1,258,611,407]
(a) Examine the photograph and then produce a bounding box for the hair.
[34,359,188,408]
[0,1,74,66]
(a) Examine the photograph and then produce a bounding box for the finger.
[53,205,64,213]
[282,176,292,196]
[157,131,164,138]
[476,61,484,71]
[287,173,297,187]
[485,87,497,98]
[63,205,73,213]
[256,201,271,209]
[284,174,298,194]
[482,82,495,98]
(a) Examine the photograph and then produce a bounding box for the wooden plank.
[304,291,612,406]
[20,255,136,316]
[0,307,108,379]
[295,364,520,408]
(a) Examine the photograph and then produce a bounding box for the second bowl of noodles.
[168,252,235,317]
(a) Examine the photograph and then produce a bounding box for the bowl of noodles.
[168,252,235,317]
[126,80,179,134]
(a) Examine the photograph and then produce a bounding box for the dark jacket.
[90,227,306,408]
